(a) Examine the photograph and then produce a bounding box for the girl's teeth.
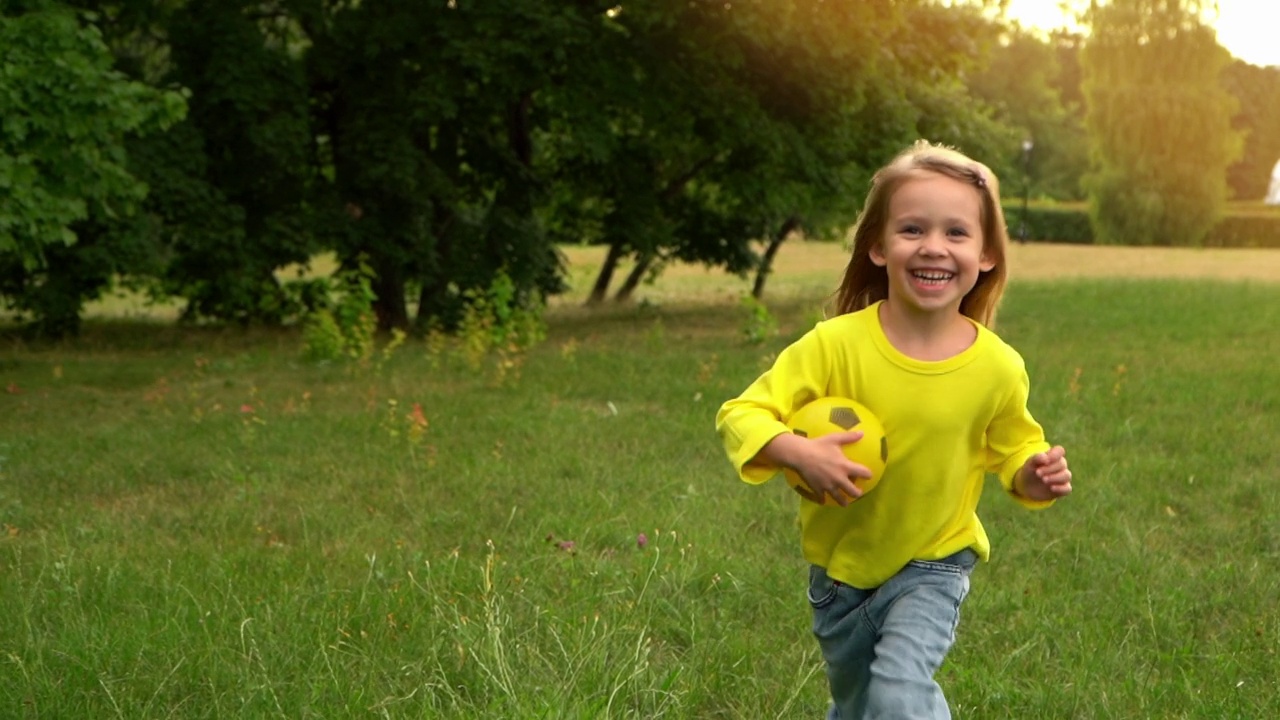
[913,271,952,281]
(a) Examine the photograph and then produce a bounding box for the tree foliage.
[0,2,184,334]
[296,0,591,331]
[152,2,318,324]
[1080,0,1242,246]
[4,0,1097,335]
[1221,61,1280,201]
[545,1,903,304]
[969,25,1089,201]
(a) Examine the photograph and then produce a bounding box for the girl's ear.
[869,240,888,267]
[979,252,997,272]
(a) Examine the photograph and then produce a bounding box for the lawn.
[2,243,1278,718]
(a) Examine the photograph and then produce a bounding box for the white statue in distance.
[1267,159,1280,205]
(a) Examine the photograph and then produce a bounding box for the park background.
[4,0,1280,717]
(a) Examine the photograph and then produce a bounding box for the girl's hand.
[783,427,875,507]
[767,430,872,506]
[1017,445,1073,501]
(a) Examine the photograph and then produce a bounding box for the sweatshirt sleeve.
[984,363,1055,509]
[715,328,831,485]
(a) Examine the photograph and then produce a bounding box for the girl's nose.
[918,232,947,254]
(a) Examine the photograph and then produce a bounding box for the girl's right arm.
[716,323,868,503]
[757,430,870,506]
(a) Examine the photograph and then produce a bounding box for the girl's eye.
[947,227,970,238]
[900,225,922,235]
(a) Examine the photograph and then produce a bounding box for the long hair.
[832,140,1010,328]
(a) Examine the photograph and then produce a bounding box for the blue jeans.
[808,549,977,720]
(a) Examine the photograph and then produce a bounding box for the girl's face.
[870,172,995,318]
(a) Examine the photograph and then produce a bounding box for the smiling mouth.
[911,270,954,285]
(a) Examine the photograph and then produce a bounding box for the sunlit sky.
[1004,0,1280,68]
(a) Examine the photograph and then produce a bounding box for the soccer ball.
[783,397,888,505]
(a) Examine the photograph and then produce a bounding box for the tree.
[551,0,1042,304]
[969,25,1089,201]
[298,0,593,331]
[0,2,184,335]
[1222,60,1280,201]
[149,2,319,325]
[546,0,921,305]
[1080,0,1242,246]
[78,0,583,333]
[540,0,776,306]
[2,0,1039,333]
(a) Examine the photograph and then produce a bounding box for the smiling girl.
[715,140,1073,719]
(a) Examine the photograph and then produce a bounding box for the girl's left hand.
[1017,445,1073,501]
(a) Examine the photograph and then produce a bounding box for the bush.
[456,269,547,369]
[300,261,377,362]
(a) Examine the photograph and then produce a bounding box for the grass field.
[2,244,1279,718]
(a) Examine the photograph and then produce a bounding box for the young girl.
[715,140,1072,719]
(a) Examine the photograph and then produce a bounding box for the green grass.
[2,278,1279,718]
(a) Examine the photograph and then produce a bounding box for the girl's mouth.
[911,270,955,286]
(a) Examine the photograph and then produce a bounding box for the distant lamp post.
[1019,139,1034,244]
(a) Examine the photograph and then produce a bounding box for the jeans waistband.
[935,548,979,568]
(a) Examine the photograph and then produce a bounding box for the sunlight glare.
[1004,0,1280,67]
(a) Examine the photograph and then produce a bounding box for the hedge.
[1000,203,1280,248]
[1002,204,1094,245]
[1203,214,1280,248]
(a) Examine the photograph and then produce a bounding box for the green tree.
[77,0,579,333]
[0,2,184,335]
[1222,60,1280,201]
[969,24,1089,201]
[542,0,780,305]
[299,0,587,331]
[150,2,318,325]
[1080,0,1242,246]
[892,0,1015,164]
[2,0,1041,334]
[551,0,1007,304]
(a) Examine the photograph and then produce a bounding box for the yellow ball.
[783,397,888,505]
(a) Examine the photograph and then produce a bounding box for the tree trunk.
[507,93,534,166]
[752,215,802,300]
[613,252,653,302]
[371,260,409,332]
[415,125,461,331]
[587,243,624,305]
[415,218,453,330]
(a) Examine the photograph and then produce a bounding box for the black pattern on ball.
[828,407,860,430]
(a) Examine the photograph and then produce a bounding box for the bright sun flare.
[1004,0,1280,68]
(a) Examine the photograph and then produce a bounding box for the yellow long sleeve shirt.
[716,302,1053,589]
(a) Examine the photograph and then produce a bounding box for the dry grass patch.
[555,241,1280,308]
[55,241,1280,321]
[1005,242,1280,282]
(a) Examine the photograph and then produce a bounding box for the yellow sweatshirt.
[716,302,1053,588]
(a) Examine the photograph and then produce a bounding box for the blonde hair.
[832,140,1010,328]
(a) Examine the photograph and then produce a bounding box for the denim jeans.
[808,549,977,720]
